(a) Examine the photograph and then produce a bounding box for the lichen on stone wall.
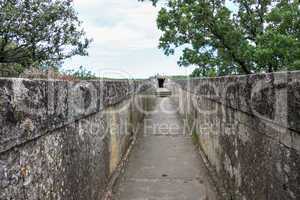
[0,78,154,200]
[170,71,300,200]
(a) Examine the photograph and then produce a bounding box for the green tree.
[0,63,25,77]
[141,0,300,75]
[190,67,217,78]
[0,0,90,71]
[63,66,96,80]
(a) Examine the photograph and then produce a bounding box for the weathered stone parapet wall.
[105,92,156,175]
[0,78,154,200]
[168,71,300,200]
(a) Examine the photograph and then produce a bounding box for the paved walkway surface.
[155,88,172,97]
[113,97,219,200]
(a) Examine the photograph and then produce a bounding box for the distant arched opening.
[157,78,165,88]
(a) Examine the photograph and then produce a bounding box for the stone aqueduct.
[0,71,299,199]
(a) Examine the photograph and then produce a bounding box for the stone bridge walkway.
[113,97,219,200]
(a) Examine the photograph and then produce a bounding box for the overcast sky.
[63,0,196,78]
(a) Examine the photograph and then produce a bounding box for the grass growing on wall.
[192,131,199,146]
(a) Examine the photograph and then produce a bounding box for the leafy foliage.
[142,0,300,75]
[0,63,25,77]
[168,75,189,80]
[62,66,96,80]
[0,0,90,69]
[190,67,217,78]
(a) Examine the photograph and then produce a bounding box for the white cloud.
[75,0,160,50]
[64,0,195,78]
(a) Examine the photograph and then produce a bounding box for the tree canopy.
[0,0,90,70]
[142,0,300,76]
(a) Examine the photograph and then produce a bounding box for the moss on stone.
[192,131,199,146]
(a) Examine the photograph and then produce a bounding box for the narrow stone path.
[113,97,219,200]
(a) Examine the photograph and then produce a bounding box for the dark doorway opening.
[158,78,165,88]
